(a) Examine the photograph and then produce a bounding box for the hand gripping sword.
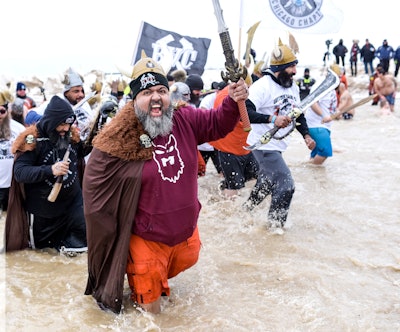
[212,0,251,132]
[47,146,70,202]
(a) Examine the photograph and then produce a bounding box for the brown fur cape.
[83,101,154,314]
[92,101,153,160]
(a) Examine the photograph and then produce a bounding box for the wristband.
[271,115,277,124]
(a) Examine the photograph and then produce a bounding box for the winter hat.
[99,95,119,117]
[62,68,84,93]
[129,50,169,100]
[170,69,187,83]
[16,82,26,91]
[270,38,298,73]
[170,82,191,104]
[211,81,219,90]
[37,96,76,135]
[217,81,228,90]
[185,74,204,91]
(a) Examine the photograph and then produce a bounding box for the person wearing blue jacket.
[376,39,394,73]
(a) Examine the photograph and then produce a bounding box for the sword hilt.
[213,3,251,133]
[219,31,247,83]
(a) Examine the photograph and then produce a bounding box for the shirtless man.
[373,67,397,112]
[337,82,355,119]
[324,83,355,121]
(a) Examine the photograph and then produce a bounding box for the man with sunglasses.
[15,82,37,110]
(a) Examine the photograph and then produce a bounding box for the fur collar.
[12,125,81,154]
[92,101,153,161]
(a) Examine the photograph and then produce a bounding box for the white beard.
[134,102,174,138]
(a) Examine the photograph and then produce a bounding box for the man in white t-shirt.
[244,39,315,229]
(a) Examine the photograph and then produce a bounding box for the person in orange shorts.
[126,228,201,306]
[82,51,249,314]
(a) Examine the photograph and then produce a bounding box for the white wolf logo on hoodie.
[152,134,184,183]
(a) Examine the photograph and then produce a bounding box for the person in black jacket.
[333,39,348,66]
[5,95,87,255]
[296,68,316,100]
[360,39,376,75]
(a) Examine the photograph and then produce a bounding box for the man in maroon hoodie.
[82,51,249,314]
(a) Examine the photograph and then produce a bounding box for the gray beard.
[56,134,70,150]
[134,102,174,138]
[49,131,70,149]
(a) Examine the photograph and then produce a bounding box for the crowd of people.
[332,38,397,76]
[330,37,398,114]
[0,35,397,317]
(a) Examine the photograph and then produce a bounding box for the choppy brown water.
[1,101,400,332]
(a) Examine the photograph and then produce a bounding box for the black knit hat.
[185,74,204,91]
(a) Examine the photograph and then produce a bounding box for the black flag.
[132,21,211,76]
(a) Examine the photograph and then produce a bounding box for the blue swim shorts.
[309,127,332,158]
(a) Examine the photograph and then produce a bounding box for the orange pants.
[126,227,201,304]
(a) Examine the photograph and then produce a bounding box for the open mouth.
[150,104,162,117]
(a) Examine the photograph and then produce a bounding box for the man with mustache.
[82,51,249,314]
[243,38,315,230]
[5,96,88,256]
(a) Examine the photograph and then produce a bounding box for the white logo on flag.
[152,35,198,72]
[269,0,323,29]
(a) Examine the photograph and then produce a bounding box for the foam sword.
[212,0,251,132]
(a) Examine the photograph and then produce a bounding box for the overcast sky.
[3,0,399,80]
